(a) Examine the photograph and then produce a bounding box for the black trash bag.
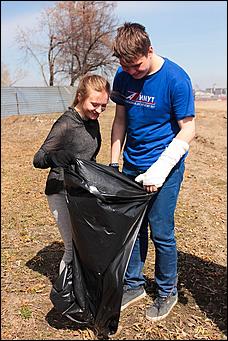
[50,159,153,338]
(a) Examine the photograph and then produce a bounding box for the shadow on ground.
[26,241,64,284]
[26,241,92,333]
[178,251,227,336]
[145,250,227,335]
[45,307,92,332]
[26,243,227,335]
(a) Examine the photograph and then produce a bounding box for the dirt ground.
[1,100,227,340]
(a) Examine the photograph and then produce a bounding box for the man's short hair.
[113,22,151,64]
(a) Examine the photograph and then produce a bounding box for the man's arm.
[175,116,196,144]
[110,104,127,164]
[135,116,196,192]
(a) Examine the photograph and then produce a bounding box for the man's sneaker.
[121,286,146,312]
[146,294,178,321]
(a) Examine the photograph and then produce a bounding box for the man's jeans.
[122,160,185,297]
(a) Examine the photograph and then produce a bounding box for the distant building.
[193,87,227,100]
[205,87,227,96]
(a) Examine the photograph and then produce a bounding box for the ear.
[148,46,153,55]
[77,92,82,102]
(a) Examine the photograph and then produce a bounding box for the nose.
[127,68,137,76]
[95,105,103,114]
[122,66,136,76]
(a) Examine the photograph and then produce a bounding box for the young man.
[110,22,195,321]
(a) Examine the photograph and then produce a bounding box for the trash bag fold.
[50,159,152,337]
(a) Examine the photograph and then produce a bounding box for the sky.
[1,1,227,89]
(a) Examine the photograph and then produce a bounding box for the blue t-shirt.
[111,57,195,171]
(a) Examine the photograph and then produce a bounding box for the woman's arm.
[33,118,68,169]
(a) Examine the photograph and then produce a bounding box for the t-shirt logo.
[126,91,156,108]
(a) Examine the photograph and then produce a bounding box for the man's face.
[120,48,153,79]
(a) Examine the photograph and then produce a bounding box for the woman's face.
[78,89,109,120]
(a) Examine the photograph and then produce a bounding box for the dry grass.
[1,100,227,340]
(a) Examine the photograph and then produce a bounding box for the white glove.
[135,138,189,188]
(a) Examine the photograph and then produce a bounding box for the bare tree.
[16,1,118,86]
[16,14,67,86]
[39,8,73,86]
[1,62,27,87]
[16,28,49,86]
[1,63,11,87]
[54,1,119,85]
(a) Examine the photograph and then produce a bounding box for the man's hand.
[109,163,120,172]
[135,174,158,193]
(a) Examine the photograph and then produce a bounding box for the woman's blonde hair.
[113,22,151,64]
[72,74,110,107]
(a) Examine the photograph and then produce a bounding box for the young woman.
[33,74,110,274]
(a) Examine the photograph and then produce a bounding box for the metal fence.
[2,86,226,118]
[1,86,77,117]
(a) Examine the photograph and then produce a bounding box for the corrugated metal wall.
[1,86,77,117]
